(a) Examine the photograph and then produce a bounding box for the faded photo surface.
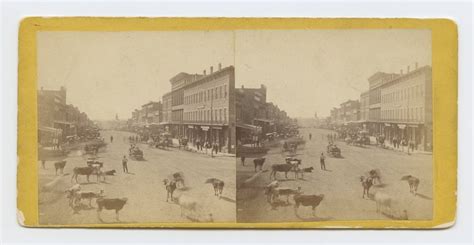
[36,29,432,225]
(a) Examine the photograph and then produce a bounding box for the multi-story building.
[235,84,271,143]
[339,100,361,123]
[161,92,172,126]
[360,91,370,122]
[367,71,399,134]
[167,64,236,153]
[141,101,162,124]
[38,86,93,145]
[379,65,432,151]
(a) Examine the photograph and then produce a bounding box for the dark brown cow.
[293,194,324,216]
[54,160,66,175]
[71,166,100,183]
[253,158,266,172]
[96,197,128,221]
[270,163,299,180]
[205,178,225,198]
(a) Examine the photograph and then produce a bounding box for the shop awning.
[39,126,62,134]
[237,123,261,131]
[53,120,75,126]
[253,118,274,124]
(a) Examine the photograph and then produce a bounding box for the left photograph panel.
[36,31,237,224]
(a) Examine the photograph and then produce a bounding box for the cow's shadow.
[294,211,333,221]
[416,193,432,200]
[220,196,236,203]
[269,200,292,210]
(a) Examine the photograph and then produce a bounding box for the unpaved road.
[237,128,433,222]
[39,130,236,225]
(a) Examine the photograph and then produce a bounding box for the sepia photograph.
[37,31,237,224]
[234,30,433,222]
[35,27,433,225]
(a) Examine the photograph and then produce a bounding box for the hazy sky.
[38,30,430,120]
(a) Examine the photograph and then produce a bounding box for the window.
[215,88,218,99]
[219,86,222,99]
[224,108,227,122]
[224,85,227,98]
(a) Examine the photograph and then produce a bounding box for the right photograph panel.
[235,29,433,222]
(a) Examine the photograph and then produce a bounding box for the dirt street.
[237,127,433,222]
[38,130,236,225]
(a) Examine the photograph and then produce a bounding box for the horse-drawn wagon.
[327,144,341,158]
[129,146,144,160]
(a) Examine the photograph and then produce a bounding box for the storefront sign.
[384,123,391,127]
[212,126,222,130]
[397,124,407,129]
[188,125,194,129]
[201,126,209,131]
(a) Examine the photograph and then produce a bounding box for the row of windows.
[184,108,227,123]
[382,85,425,104]
[381,107,424,121]
[184,85,227,105]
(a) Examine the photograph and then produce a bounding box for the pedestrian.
[241,156,246,166]
[320,152,326,170]
[41,159,46,169]
[409,140,415,153]
[110,135,114,143]
[309,133,312,141]
[122,155,129,173]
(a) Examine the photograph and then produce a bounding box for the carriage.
[327,144,341,158]
[129,147,144,160]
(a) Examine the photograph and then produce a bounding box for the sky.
[38,29,431,120]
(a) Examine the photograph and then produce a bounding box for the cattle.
[270,186,302,204]
[293,194,324,216]
[54,160,66,175]
[360,176,374,199]
[368,169,382,185]
[71,166,100,183]
[175,194,198,218]
[401,175,420,195]
[296,167,314,179]
[65,184,82,208]
[205,178,225,198]
[269,162,299,180]
[374,191,392,215]
[96,197,128,221]
[74,189,105,207]
[264,181,279,203]
[253,158,266,172]
[172,172,186,188]
[103,170,116,176]
[163,179,177,202]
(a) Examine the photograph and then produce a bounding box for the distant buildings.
[328,63,433,151]
[37,86,93,146]
[128,64,295,154]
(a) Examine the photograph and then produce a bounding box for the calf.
[96,197,128,221]
[163,179,177,202]
[253,158,266,172]
[270,186,302,204]
[401,175,420,195]
[172,172,186,188]
[75,189,105,207]
[293,194,324,216]
[270,162,299,180]
[65,184,82,208]
[205,178,225,198]
[54,160,66,175]
[297,167,314,179]
[71,166,100,183]
[360,176,374,199]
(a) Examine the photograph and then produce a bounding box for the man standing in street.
[122,155,129,173]
[241,156,246,166]
[309,133,312,141]
[110,135,114,143]
[320,152,326,170]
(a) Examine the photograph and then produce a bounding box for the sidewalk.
[175,144,236,158]
[374,143,432,155]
